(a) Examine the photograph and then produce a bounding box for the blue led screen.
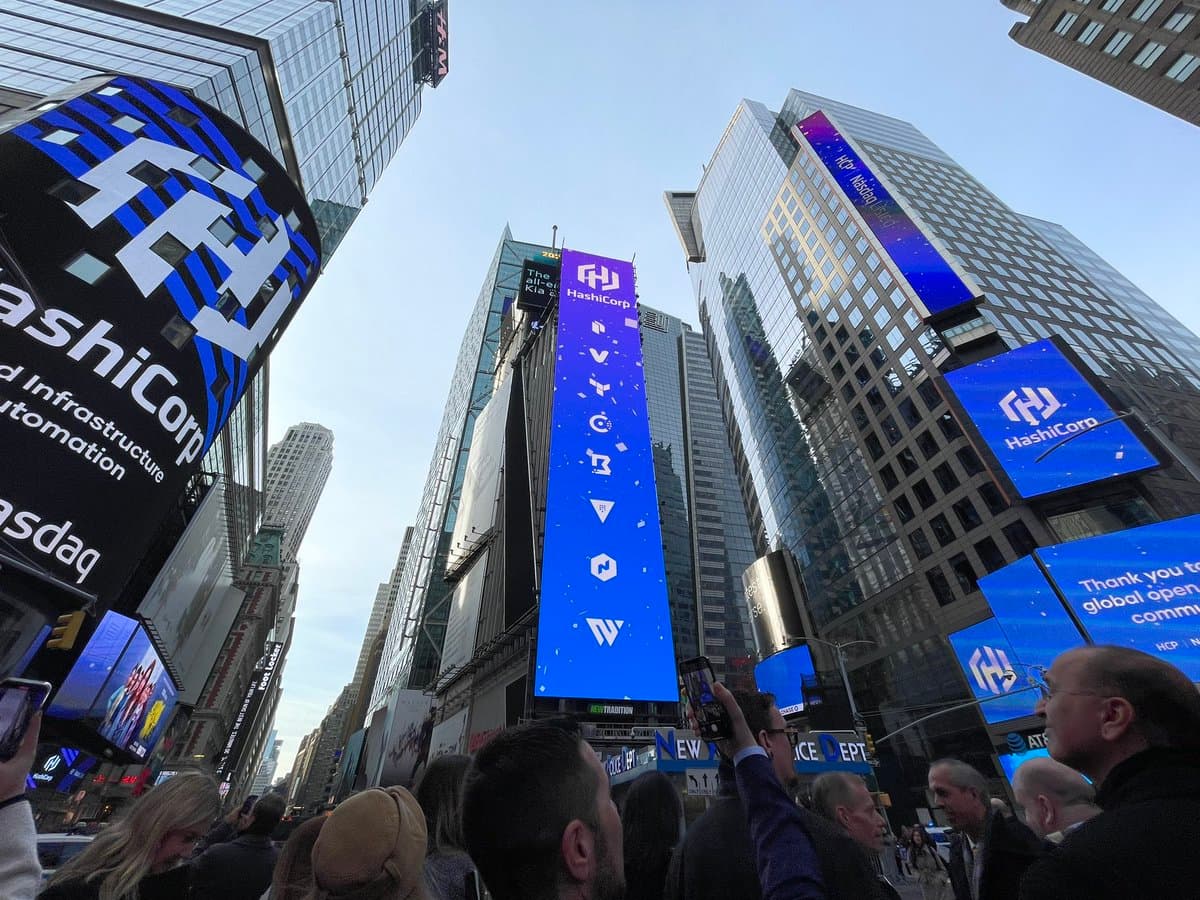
[997,747,1051,785]
[947,618,1041,725]
[754,645,816,716]
[47,611,137,718]
[795,111,978,318]
[978,556,1087,674]
[944,339,1158,498]
[1038,514,1200,680]
[534,249,677,701]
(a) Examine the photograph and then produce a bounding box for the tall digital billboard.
[793,110,979,319]
[0,75,321,605]
[754,645,816,716]
[216,641,283,781]
[977,556,1087,673]
[943,339,1158,499]
[948,618,1039,725]
[534,249,678,701]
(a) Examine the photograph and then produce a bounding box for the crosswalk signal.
[46,610,86,650]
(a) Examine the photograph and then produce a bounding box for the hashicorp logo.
[1000,387,1062,427]
[968,645,1017,696]
[577,262,620,292]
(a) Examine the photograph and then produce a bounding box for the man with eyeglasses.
[665,688,884,900]
[1018,645,1200,899]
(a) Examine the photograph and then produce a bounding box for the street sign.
[685,768,718,797]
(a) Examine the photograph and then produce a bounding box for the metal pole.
[834,644,865,728]
[875,682,1043,745]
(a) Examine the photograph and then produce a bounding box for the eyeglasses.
[765,728,801,749]
[1030,674,1105,702]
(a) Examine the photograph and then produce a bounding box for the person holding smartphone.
[0,706,44,900]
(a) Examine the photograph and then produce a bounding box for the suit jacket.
[1019,748,1200,900]
[946,809,1041,900]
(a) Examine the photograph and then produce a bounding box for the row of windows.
[1054,4,1200,80]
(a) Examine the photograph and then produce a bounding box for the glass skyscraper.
[668,89,1200,812]
[0,0,441,254]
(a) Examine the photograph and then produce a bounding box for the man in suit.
[927,758,1041,900]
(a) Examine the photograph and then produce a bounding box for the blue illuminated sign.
[794,110,978,318]
[997,747,1051,785]
[1038,514,1200,679]
[948,618,1040,725]
[534,249,677,701]
[754,645,816,716]
[944,339,1158,498]
[978,556,1086,673]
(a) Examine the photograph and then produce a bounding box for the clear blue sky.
[264,1,1200,776]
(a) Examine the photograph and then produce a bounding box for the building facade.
[1003,0,1200,125]
[264,423,335,562]
[666,89,1200,814]
[250,730,283,794]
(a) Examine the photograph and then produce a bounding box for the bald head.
[1012,756,1098,840]
[1075,646,1200,750]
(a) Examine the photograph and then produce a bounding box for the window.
[898,397,922,428]
[208,217,238,247]
[1003,520,1039,557]
[930,513,956,547]
[918,380,942,411]
[910,528,933,560]
[952,497,983,531]
[1077,20,1105,44]
[48,178,97,205]
[865,433,884,461]
[917,431,940,461]
[1166,52,1200,80]
[63,251,110,285]
[1132,40,1167,67]
[979,482,1008,514]
[1131,0,1163,21]
[913,479,936,509]
[190,155,223,181]
[243,157,267,182]
[974,537,1007,573]
[934,463,961,493]
[866,386,886,413]
[167,106,200,127]
[257,216,279,241]
[150,233,189,266]
[927,568,956,607]
[937,413,963,440]
[894,495,915,523]
[897,448,920,475]
[881,415,903,446]
[879,463,899,491]
[162,314,197,349]
[110,114,144,133]
[215,291,240,321]
[956,446,985,476]
[949,553,978,595]
[1102,0,1124,10]
[1054,11,1079,34]
[1105,30,1133,54]
[43,128,79,146]
[129,160,169,188]
[1165,4,1198,31]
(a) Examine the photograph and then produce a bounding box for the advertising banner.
[948,618,1039,725]
[427,707,469,759]
[216,641,283,780]
[517,256,560,313]
[943,339,1158,498]
[742,550,807,657]
[534,248,677,702]
[376,689,435,789]
[754,645,816,716]
[0,75,321,605]
[793,110,979,319]
[977,556,1087,673]
[1038,514,1200,679]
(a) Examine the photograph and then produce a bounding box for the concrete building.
[264,423,335,562]
[250,731,283,794]
[1003,0,1200,125]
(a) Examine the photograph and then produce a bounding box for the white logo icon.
[969,646,1017,696]
[42,754,63,773]
[586,617,625,646]
[589,413,612,434]
[589,348,610,364]
[590,553,618,582]
[587,449,611,475]
[1000,387,1062,427]
[589,378,610,397]
[592,321,606,335]
[578,263,620,292]
[590,499,615,523]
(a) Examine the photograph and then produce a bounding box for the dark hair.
[414,754,470,854]
[1083,646,1200,750]
[621,772,682,900]
[730,689,778,737]
[461,722,598,900]
[270,816,325,900]
[245,793,286,836]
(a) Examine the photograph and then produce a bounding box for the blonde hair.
[48,770,220,900]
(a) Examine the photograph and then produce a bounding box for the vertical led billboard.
[793,110,979,319]
[943,339,1158,499]
[977,556,1087,672]
[534,249,677,701]
[948,618,1038,724]
[0,75,321,604]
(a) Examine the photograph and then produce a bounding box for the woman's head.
[910,827,927,847]
[49,770,220,899]
[621,771,683,858]
[413,753,470,855]
[272,816,327,900]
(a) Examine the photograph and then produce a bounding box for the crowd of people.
[2,643,1198,899]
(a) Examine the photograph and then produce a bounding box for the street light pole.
[803,636,875,729]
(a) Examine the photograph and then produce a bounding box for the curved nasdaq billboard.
[0,75,321,605]
[534,249,677,702]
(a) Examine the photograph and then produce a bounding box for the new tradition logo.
[1000,387,1062,427]
[577,262,621,292]
[969,645,1017,696]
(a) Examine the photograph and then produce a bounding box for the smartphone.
[679,656,730,741]
[0,677,51,761]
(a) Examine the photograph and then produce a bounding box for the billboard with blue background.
[534,248,677,701]
[793,110,979,319]
[943,339,1159,499]
[755,645,816,716]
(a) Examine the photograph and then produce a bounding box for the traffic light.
[46,611,86,650]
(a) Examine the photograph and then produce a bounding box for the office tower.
[293,684,357,814]
[666,89,1200,814]
[250,731,283,794]
[0,0,450,253]
[1003,1,1200,125]
[369,230,559,712]
[264,423,335,561]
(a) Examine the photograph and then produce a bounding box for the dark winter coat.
[946,809,1042,900]
[39,864,192,900]
[1019,748,1200,900]
[191,833,279,900]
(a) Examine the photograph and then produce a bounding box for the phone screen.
[680,657,729,740]
[0,679,50,761]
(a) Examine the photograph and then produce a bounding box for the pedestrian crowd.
[2,643,1198,899]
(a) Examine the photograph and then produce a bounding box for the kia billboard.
[0,75,321,605]
[943,338,1159,499]
[534,249,678,702]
